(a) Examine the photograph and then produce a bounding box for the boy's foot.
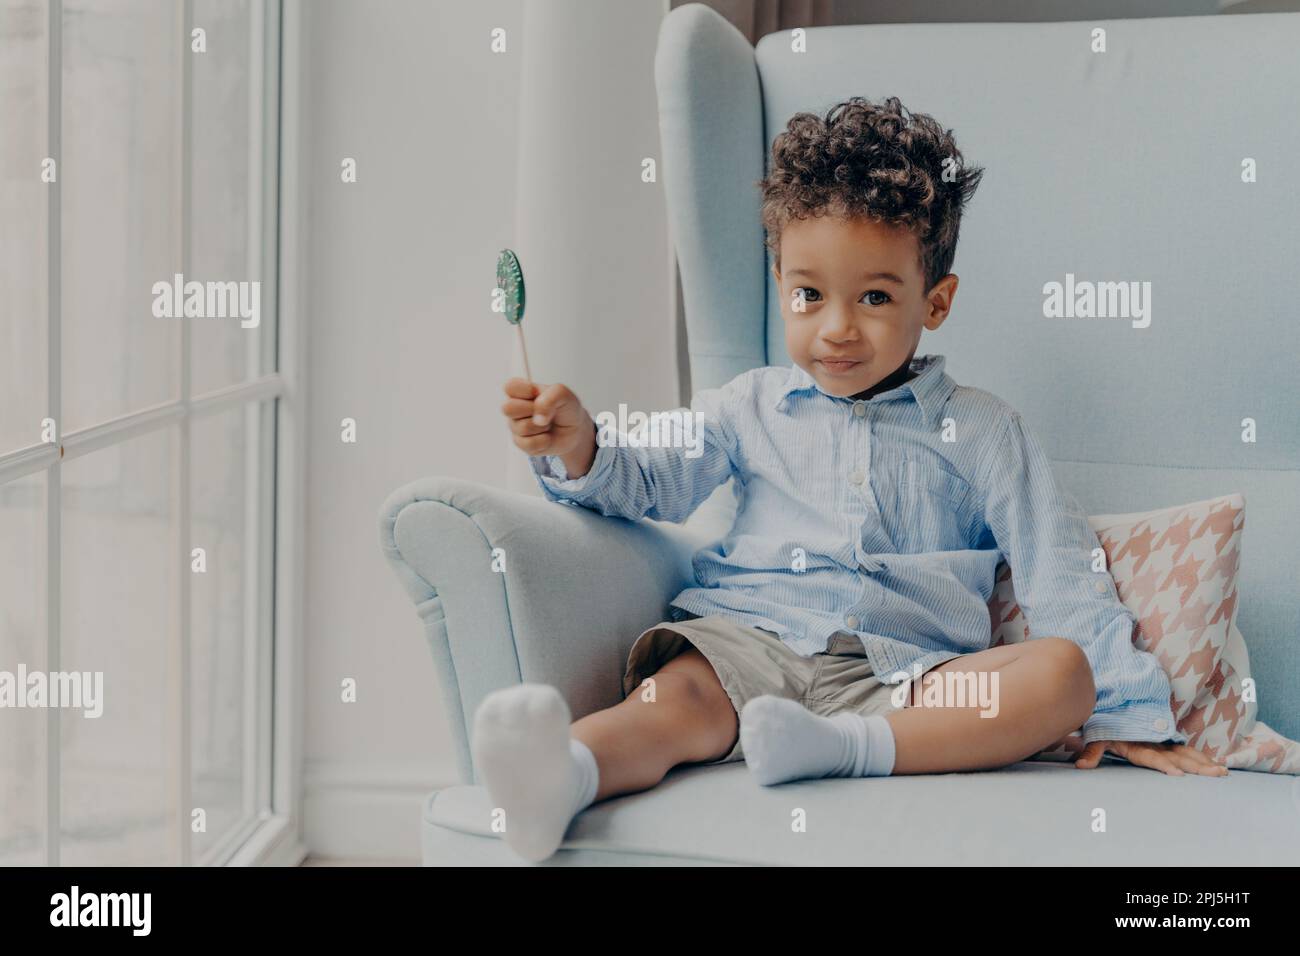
[470,683,598,862]
[740,695,895,785]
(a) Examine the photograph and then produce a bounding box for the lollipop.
[495,248,533,385]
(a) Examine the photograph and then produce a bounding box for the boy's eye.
[790,287,891,306]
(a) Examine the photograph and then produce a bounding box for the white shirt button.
[844,615,860,630]
[852,401,867,417]
[849,469,865,485]
[1093,579,1107,594]
[1153,718,1169,732]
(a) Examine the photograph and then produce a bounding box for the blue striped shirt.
[530,353,1186,745]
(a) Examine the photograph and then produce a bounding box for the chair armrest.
[378,475,712,782]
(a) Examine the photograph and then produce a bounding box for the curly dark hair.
[757,96,983,291]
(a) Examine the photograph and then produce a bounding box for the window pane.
[0,471,47,865]
[190,400,269,857]
[0,0,49,454]
[61,426,176,865]
[191,0,268,396]
[62,0,180,431]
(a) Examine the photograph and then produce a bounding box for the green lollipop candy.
[496,248,534,385]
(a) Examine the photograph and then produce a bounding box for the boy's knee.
[649,649,730,713]
[1036,637,1096,722]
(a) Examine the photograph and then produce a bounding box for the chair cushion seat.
[423,760,1300,866]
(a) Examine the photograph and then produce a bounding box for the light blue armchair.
[380,5,1300,864]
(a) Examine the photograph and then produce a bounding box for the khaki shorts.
[622,612,965,764]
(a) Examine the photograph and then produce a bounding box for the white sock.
[739,696,896,786]
[470,684,600,862]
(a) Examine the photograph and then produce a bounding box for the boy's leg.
[471,644,737,861]
[739,636,1095,785]
[887,636,1095,773]
[572,645,738,800]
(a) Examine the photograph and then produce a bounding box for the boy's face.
[772,213,959,397]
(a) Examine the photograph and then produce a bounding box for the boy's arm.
[529,380,742,524]
[978,411,1186,746]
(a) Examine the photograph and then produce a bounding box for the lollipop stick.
[516,323,534,385]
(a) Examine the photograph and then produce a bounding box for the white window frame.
[0,0,307,867]
[238,0,307,869]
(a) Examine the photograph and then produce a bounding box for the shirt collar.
[774,353,955,429]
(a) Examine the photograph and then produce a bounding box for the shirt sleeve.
[527,377,743,524]
[977,411,1187,746]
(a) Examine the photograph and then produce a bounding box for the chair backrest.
[655,5,1300,741]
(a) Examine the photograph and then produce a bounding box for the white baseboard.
[227,814,309,867]
[303,759,458,863]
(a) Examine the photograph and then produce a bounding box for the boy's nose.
[820,321,860,344]
[819,306,859,337]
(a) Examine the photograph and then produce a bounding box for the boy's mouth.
[816,358,861,375]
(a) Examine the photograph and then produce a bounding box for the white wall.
[299,0,676,860]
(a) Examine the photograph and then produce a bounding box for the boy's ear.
[924,274,959,331]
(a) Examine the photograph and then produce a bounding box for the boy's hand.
[501,378,596,478]
[1074,739,1229,776]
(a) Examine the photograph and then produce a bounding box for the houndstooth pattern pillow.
[988,493,1300,774]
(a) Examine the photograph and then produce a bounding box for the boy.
[486,96,1226,863]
